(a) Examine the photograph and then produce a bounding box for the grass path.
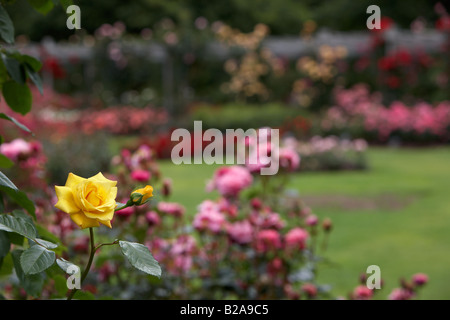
[158,147,450,299]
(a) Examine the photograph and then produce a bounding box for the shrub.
[188,103,305,131]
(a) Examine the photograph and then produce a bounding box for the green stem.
[67,228,96,300]
[95,240,119,251]
[115,201,133,212]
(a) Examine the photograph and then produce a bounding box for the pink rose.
[0,138,32,161]
[131,169,151,182]
[388,288,414,300]
[145,211,161,226]
[305,214,318,226]
[227,220,253,244]
[301,283,317,298]
[255,229,282,253]
[193,203,227,234]
[412,273,428,286]
[208,166,253,197]
[285,227,309,250]
[157,202,185,217]
[353,285,373,300]
[279,147,300,172]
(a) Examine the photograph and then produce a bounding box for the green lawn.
[158,147,450,300]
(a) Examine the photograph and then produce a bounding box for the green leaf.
[2,81,32,115]
[20,244,56,275]
[72,290,95,300]
[119,240,161,278]
[0,113,32,133]
[0,188,36,219]
[0,5,14,44]
[0,230,10,259]
[35,224,61,245]
[27,0,55,15]
[12,250,45,297]
[0,170,17,190]
[0,173,36,218]
[0,213,37,240]
[33,238,58,249]
[1,54,25,84]
[0,154,13,169]
[20,55,42,72]
[56,257,78,273]
[7,232,24,246]
[24,64,43,95]
[53,274,68,296]
[11,209,32,220]
[59,0,73,11]
[0,252,13,276]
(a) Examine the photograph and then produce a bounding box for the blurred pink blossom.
[353,285,373,300]
[208,166,253,197]
[284,227,309,250]
[305,214,318,226]
[193,201,227,233]
[278,147,301,171]
[157,202,185,217]
[0,138,32,161]
[131,169,151,182]
[145,211,161,226]
[412,273,428,286]
[255,229,282,253]
[388,288,414,300]
[227,220,253,244]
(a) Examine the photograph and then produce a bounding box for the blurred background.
[0,0,449,299]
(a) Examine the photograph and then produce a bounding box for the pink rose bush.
[0,138,428,300]
[321,84,450,143]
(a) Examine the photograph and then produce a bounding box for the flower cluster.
[347,272,429,300]
[291,45,347,109]
[352,13,449,103]
[388,273,428,300]
[217,23,288,101]
[79,106,168,135]
[321,84,450,142]
[283,135,368,171]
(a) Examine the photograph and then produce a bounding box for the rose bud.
[412,273,428,286]
[162,178,172,197]
[306,214,318,226]
[250,198,262,210]
[130,185,154,205]
[322,218,332,232]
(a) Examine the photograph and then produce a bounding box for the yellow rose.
[55,172,118,229]
[130,185,154,205]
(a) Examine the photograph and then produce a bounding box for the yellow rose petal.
[99,219,112,228]
[65,172,86,188]
[70,212,100,229]
[54,186,80,214]
[109,187,118,201]
[89,172,117,187]
[83,207,115,221]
